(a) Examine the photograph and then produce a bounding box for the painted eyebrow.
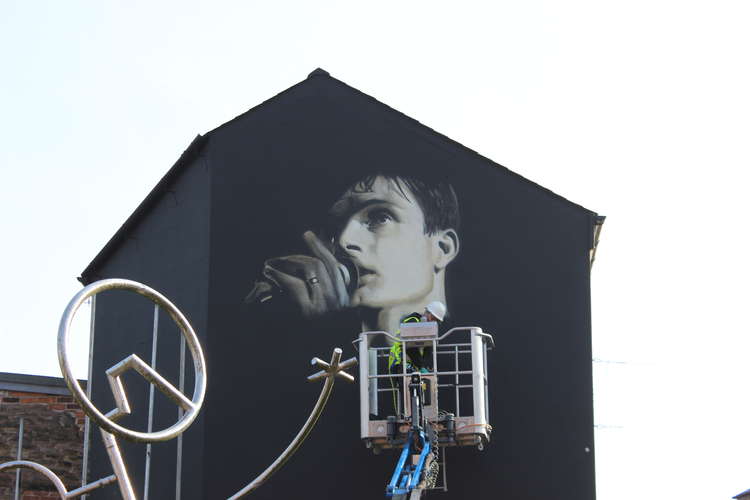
[328,198,399,219]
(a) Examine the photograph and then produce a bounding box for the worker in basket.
[387,301,446,492]
[387,301,446,415]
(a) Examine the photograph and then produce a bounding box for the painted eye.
[365,209,393,229]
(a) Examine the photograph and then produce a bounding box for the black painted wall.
[83,146,210,500]
[82,70,598,500]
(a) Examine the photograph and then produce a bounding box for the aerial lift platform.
[355,322,494,499]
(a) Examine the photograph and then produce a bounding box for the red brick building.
[0,372,85,499]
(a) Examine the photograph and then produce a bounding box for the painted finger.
[303,231,349,307]
[267,256,337,308]
[304,256,340,311]
[263,266,314,314]
[266,255,315,276]
[265,260,335,315]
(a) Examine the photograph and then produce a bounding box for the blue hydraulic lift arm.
[386,430,431,497]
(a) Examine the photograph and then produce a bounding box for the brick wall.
[0,389,85,499]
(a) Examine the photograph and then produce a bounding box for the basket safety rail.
[354,326,493,497]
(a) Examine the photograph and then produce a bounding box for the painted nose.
[338,218,366,254]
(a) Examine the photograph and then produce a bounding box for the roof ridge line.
[197,68,596,216]
[319,72,597,216]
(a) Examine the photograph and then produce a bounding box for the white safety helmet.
[425,301,446,322]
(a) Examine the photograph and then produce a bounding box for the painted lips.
[354,263,376,288]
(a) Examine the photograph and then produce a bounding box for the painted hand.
[255,231,351,317]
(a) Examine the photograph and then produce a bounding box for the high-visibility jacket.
[387,312,422,416]
[388,312,422,370]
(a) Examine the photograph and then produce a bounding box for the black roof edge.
[80,68,601,281]
[79,134,209,284]
[319,71,600,217]
[216,68,599,216]
[209,71,325,136]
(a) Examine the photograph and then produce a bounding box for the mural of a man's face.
[330,176,459,310]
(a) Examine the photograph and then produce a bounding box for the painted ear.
[434,229,460,271]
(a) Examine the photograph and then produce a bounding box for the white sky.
[1,1,749,499]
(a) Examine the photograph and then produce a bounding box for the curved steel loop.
[0,460,68,496]
[228,348,357,499]
[0,460,119,498]
[58,278,207,443]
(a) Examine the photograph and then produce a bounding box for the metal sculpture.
[228,348,356,498]
[0,278,356,499]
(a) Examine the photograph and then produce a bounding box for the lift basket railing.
[354,326,493,453]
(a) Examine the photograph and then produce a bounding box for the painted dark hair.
[350,174,461,234]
